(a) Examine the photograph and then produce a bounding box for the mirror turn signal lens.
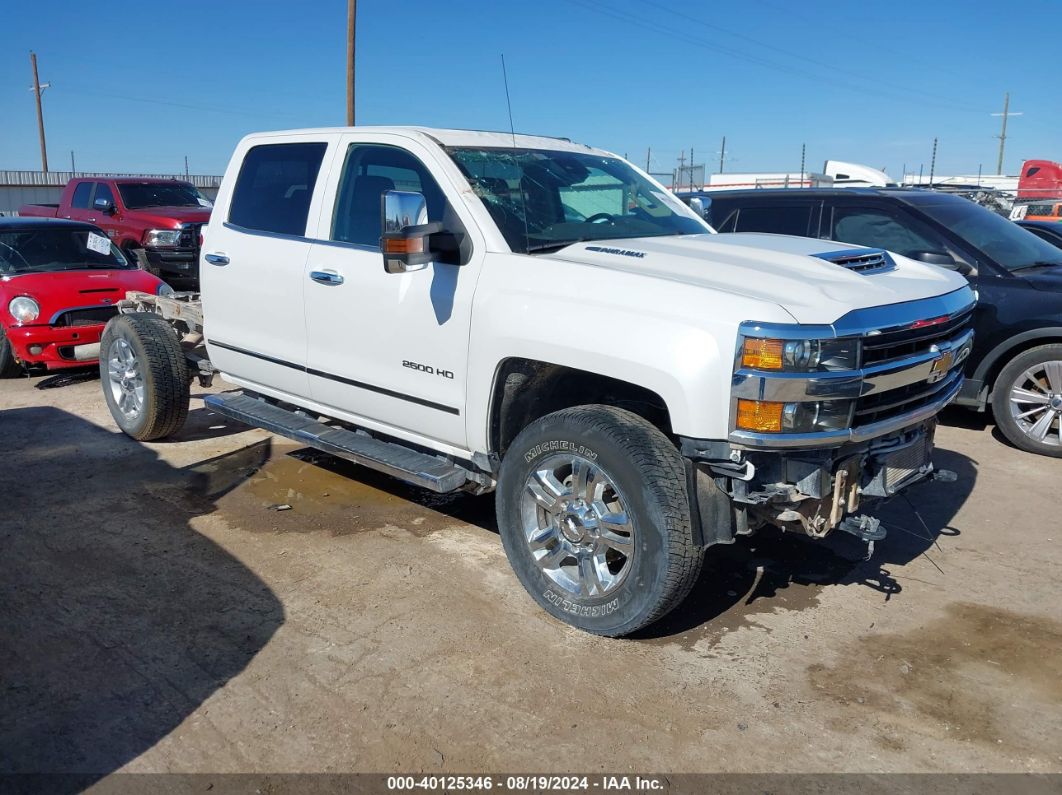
[741,338,784,370]
[382,237,426,255]
[736,399,785,432]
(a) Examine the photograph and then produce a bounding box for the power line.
[570,0,987,114]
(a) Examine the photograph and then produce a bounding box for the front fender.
[464,254,794,452]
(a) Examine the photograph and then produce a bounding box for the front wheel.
[992,344,1062,457]
[496,405,702,637]
[100,313,190,441]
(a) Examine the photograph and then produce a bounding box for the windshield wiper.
[1013,260,1062,271]
[525,238,602,254]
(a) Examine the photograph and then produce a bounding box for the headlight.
[736,399,853,433]
[740,337,859,372]
[156,282,175,297]
[8,296,40,323]
[143,229,182,247]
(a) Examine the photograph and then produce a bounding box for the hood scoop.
[814,248,896,275]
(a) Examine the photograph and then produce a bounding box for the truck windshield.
[917,199,1062,271]
[447,147,707,253]
[117,182,211,209]
[0,229,132,275]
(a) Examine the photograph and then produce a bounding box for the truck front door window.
[227,143,328,236]
[330,145,448,247]
[447,147,705,253]
[829,206,948,259]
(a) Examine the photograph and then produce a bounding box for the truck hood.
[543,233,969,324]
[123,206,212,226]
[2,269,163,325]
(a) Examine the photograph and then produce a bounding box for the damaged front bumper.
[680,419,944,549]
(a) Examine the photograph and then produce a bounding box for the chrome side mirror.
[93,197,115,215]
[380,190,441,274]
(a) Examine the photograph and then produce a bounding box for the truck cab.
[99,127,975,636]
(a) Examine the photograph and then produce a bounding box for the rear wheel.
[496,405,702,637]
[0,326,22,378]
[992,344,1062,457]
[100,313,190,440]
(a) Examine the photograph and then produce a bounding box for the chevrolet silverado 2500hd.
[98,127,975,636]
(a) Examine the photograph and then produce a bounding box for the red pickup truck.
[19,177,212,288]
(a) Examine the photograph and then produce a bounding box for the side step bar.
[204,393,470,493]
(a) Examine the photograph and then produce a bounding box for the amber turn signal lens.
[382,237,425,254]
[736,399,785,432]
[741,338,784,370]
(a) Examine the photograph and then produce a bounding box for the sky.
[2,0,1058,180]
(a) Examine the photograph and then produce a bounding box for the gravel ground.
[1,370,1060,781]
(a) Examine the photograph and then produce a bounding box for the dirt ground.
[2,370,1061,780]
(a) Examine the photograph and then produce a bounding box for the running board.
[204,393,470,493]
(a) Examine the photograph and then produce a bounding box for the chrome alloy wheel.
[1008,360,1062,447]
[107,337,145,420]
[519,454,635,598]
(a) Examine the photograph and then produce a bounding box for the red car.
[0,217,167,376]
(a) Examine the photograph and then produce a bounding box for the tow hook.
[838,514,886,560]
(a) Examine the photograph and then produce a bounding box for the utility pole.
[70,151,75,175]
[645,147,651,172]
[184,155,190,179]
[718,135,726,173]
[992,92,1022,176]
[29,51,50,172]
[690,147,695,189]
[346,0,357,126]
[676,151,686,191]
[800,143,806,187]
[929,138,938,186]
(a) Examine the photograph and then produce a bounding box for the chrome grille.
[862,308,974,366]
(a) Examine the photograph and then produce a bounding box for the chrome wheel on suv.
[520,454,634,598]
[1007,360,1062,448]
[993,344,1062,457]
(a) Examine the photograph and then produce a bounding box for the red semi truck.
[1018,160,1062,201]
[19,177,212,288]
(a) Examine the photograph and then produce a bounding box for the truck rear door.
[201,137,331,401]
[301,133,484,453]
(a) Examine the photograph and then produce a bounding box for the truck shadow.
[0,408,282,788]
[282,443,977,642]
[633,446,977,641]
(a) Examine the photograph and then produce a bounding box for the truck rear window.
[228,142,327,236]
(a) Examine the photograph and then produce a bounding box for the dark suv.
[681,188,1062,457]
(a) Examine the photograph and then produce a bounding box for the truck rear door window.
[228,142,327,236]
[734,205,813,236]
[71,182,93,209]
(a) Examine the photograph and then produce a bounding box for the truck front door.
[302,135,483,453]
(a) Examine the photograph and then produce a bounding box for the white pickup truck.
[99,127,975,636]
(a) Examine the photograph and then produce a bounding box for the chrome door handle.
[310,270,344,286]
[205,253,229,266]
